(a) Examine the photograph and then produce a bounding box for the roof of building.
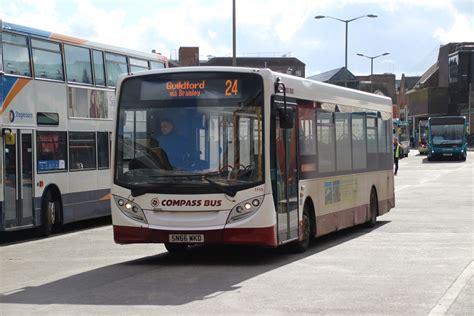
[412,62,438,89]
[307,67,357,82]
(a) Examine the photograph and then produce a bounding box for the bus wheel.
[39,191,60,237]
[365,188,378,228]
[290,206,312,253]
[165,243,188,253]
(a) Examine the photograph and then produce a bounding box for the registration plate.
[169,234,204,243]
[443,153,453,156]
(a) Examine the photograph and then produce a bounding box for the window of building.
[317,111,335,173]
[105,53,127,87]
[64,44,92,84]
[69,132,96,170]
[31,39,64,81]
[97,132,110,169]
[352,113,367,169]
[129,57,149,73]
[92,50,106,86]
[2,32,31,76]
[335,113,352,171]
[36,131,67,172]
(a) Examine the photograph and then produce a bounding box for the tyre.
[39,190,59,237]
[289,206,312,253]
[365,188,378,228]
[165,243,188,253]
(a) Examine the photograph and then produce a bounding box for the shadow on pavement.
[0,216,112,246]
[0,221,389,306]
[421,157,466,164]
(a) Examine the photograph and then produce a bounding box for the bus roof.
[1,21,168,63]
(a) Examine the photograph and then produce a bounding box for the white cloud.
[433,12,474,42]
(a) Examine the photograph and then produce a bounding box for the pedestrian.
[393,138,400,175]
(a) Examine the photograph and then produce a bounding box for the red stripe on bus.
[0,78,30,116]
[315,198,394,237]
[113,225,277,247]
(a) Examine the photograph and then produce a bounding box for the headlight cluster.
[113,195,147,223]
[227,196,264,224]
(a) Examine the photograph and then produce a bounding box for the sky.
[1,0,473,78]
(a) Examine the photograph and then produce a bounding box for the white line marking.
[429,261,473,315]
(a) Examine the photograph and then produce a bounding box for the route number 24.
[225,79,238,96]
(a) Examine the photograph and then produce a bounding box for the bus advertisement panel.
[112,67,395,253]
[427,116,467,161]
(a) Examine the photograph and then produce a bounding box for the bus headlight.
[227,196,264,224]
[113,195,147,223]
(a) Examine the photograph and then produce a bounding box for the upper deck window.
[2,32,31,76]
[105,52,127,87]
[92,50,106,86]
[31,39,64,81]
[130,58,149,73]
[150,60,165,69]
[65,44,93,84]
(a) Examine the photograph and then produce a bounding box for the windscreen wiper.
[202,176,237,197]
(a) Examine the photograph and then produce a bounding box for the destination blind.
[140,78,242,100]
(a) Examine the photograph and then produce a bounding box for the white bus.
[112,67,395,253]
[0,21,168,236]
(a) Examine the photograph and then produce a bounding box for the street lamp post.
[232,0,236,66]
[356,52,390,92]
[315,14,377,87]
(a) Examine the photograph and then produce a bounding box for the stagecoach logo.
[151,198,160,208]
[8,110,33,123]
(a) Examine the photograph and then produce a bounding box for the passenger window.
[130,57,149,73]
[36,131,68,172]
[105,53,127,87]
[65,45,93,84]
[31,39,64,81]
[2,33,31,76]
[93,50,106,86]
[69,132,96,170]
[97,132,110,169]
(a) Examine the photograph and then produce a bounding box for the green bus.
[427,116,467,161]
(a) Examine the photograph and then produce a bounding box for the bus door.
[2,129,34,229]
[273,107,299,244]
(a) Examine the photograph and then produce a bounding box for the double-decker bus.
[427,116,468,161]
[112,67,395,253]
[392,118,410,157]
[0,21,168,236]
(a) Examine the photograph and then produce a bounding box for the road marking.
[429,260,473,315]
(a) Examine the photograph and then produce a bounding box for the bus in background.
[111,67,395,253]
[392,118,410,157]
[418,119,428,154]
[0,21,168,236]
[427,116,468,161]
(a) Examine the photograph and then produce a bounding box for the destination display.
[140,78,242,100]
